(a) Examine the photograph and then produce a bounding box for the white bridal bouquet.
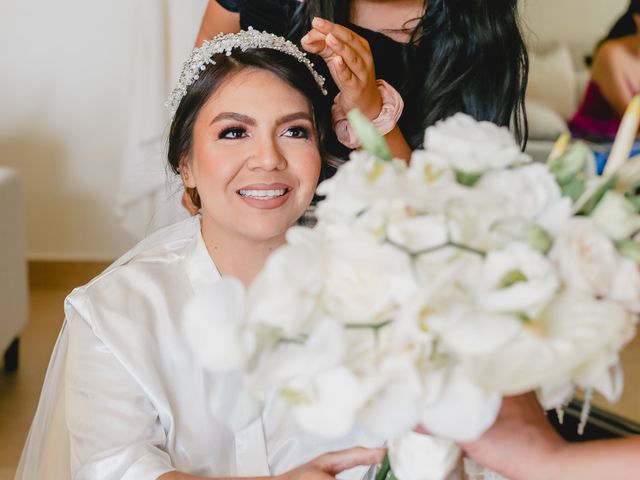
[184,102,640,479]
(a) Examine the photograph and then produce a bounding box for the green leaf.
[615,240,640,262]
[625,190,640,213]
[347,109,393,162]
[561,177,586,202]
[549,142,590,185]
[576,175,617,216]
[375,454,391,480]
[526,224,553,253]
[455,170,483,186]
[498,269,528,289]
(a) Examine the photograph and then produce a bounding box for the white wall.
[0,1,141,260]
[520,0,629,63]
[0,0,205,260]
[0,0,634,260]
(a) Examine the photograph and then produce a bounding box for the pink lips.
[236,183,292,210]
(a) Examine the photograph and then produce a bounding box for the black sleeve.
[216,0,242,13]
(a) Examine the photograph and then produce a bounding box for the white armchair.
[0,166,29,371]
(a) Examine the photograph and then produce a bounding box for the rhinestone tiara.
[166,28,327,117]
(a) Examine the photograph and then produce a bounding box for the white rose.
[182,277,254,371]
[423,113,530,175]
[591,190,640,240]
[388,431,461,480]
[551,218,618,298]
[465,291,632,396]
[476,242,559,316]
[321,234,418,325]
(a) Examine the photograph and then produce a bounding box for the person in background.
[196,0,529,163]
[570,0,640,141]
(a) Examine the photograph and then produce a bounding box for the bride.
[16,30,384,479]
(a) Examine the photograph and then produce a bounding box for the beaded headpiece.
[166,28,327,117]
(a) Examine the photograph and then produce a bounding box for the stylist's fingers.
[327,56,355,87]
[301,29,328,55]
[311,17,372,61]
[325,34,368,83]
[311,447,386,476]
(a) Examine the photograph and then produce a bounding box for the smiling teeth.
[239,189,287,199]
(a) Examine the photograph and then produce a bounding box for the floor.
[0,262,107,480]
[1,262,640,479]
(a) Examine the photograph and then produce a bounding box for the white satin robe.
[17,217,379,479]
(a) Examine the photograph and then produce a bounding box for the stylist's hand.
[301,18,382,120]
[591,14,640,117]
[459,394,567,480]
[278,447,386,480]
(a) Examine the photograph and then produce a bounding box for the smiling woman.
[16,31,385,480]
[168,48,328,284]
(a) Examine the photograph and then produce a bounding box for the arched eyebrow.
[209,111,313,126]
[210,112,256,126]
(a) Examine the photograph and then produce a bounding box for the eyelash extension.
[218,125,246,139]
[286,125,311,139]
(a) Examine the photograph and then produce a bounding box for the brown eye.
[283,126,311,139]
[219,126,247,139]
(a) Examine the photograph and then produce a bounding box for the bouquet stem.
[375,453,397,480]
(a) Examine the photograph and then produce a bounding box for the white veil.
[15,218,198,479]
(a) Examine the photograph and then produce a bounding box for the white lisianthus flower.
[248,228,323,336]
[551,218,619,298]
[419,367,501,442]
[591,190,640,240]
[182,277,254,371]
[405,150,460,208]
[423,113,530,175]
[475,242,559,316]
[315,151,407,224]
[386,207,452,254]
[465,291,631,396]
[290,366,364,438]
[321,233,418,325]
[477,163,572,236]
[388,431,461,480]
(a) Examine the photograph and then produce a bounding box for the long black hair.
[288,0,529,148]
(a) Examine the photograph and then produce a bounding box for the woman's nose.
[247,135,287,171]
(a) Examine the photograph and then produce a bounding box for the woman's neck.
[351,0,425,43]
[200,219,286,287]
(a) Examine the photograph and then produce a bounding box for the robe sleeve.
[65,300,175,480]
